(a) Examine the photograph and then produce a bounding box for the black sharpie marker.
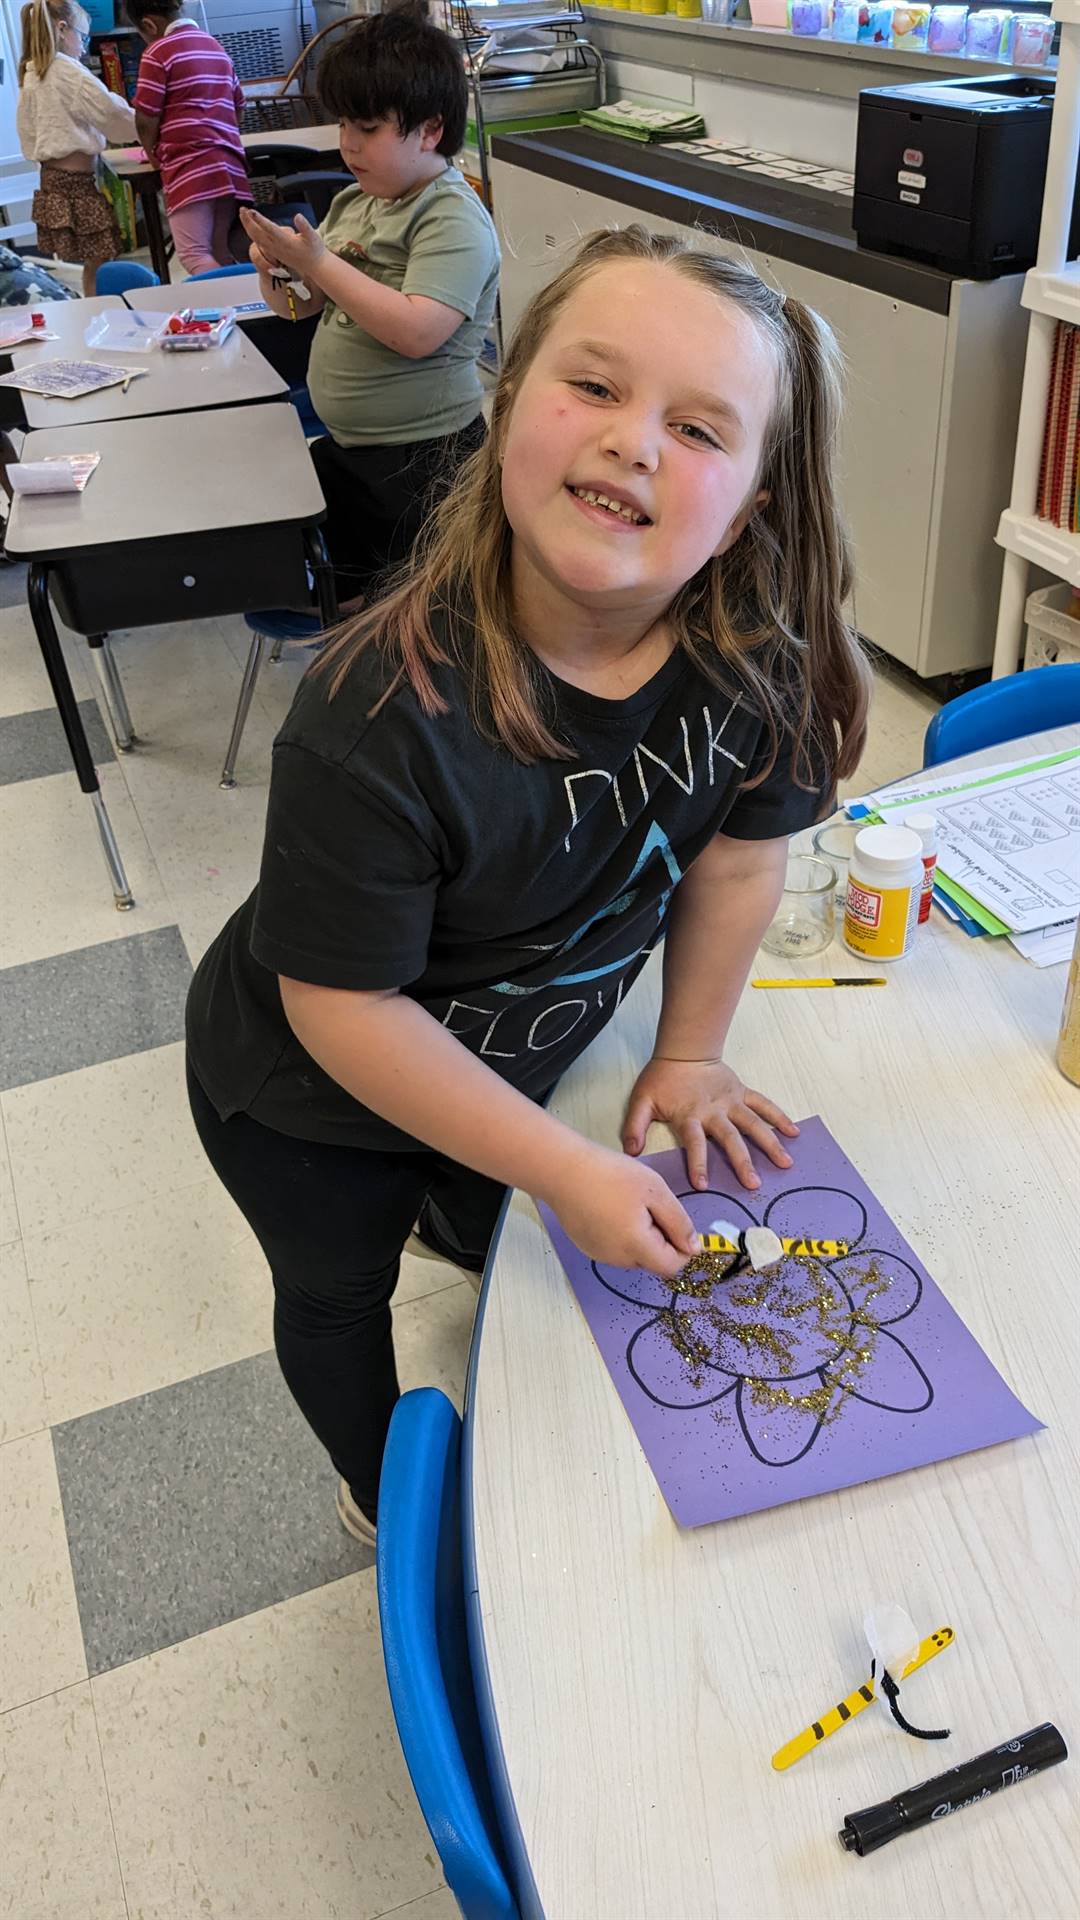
[839,1723,1068,1857]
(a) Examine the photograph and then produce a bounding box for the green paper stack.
[579,99,706,144]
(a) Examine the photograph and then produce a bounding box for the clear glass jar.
[762,854,836,959]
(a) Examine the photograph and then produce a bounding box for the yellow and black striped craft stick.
[700,1233,851,1258]
[771,1626,956,1772]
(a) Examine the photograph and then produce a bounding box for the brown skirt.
[33,163,119,265]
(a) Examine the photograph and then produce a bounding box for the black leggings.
[186,1061,506,1514]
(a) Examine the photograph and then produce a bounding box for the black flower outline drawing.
[592,1182,934,1469]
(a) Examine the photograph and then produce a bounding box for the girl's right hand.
[544,1143,699,1280]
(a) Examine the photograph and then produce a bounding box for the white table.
[4,404,330,909]
[243,123,342,157]
[0,293,125,355]
[103,121,342,182]
[466,726,1080,1920]
[121,275,271,318]
[7,313,285,428]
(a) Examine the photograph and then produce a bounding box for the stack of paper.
[580,99,706,143]
[849,746,1080,966]
[1037,323,1080,534]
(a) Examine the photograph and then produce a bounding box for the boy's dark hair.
[317,8,467,158]
[125,0,182,22]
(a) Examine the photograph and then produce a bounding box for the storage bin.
[1023,583,1080,668]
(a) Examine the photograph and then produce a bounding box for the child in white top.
[17,0,137,295]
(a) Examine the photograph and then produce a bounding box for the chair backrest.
[95,259,161,295]
[186,264,259,282]
[923,663,1080,766]
[377,1389,519,1920]
[271,170,353,226]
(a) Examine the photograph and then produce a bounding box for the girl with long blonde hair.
[17,0,136,295]
[186,226,871,1543]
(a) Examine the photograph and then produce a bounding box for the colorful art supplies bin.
[159,310,237,352]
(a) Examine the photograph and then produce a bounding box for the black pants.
[310,414,486,603]
[187,1061,506,1515]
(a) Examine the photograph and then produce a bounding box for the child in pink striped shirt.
[129,0,251,275]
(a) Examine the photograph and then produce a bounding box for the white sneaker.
[335,1477,377,1547]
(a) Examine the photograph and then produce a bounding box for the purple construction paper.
[539,1117,1042,1527]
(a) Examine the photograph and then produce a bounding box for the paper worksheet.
[874,747,1080,933]
[0,358,146,399]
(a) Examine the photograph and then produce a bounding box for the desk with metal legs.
[4,403,331,908]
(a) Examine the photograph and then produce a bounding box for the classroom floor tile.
[0,1682,128,1920]
[0,760,172,971]
[53,1350,373,1677]
[0,594,98,717]
[0,1429,86,1712]
[0,1109,18,1244]
[52,1282,476,1675]
[92,1576,444,1920]
[2,1041,206,1240]
[0,1238,46,1445]
[0,698,113,786]
[0,925,191,1092]
[22,1175,273,1427]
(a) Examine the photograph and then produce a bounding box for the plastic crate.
[1023,583,1080,668]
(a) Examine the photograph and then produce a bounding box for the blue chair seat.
[185,263,258,283]
[242,607,322,643]
[95,259,161,296]
[924,662,1080,765]
[378,1389,519,1920]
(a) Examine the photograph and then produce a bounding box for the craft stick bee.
[700,1230,851,1261]
[772,1626,956,1772]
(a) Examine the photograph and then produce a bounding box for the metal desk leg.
[304,525,338,629]
[86,633,136,751]
[138,177,171,286]
[28,564,134,911]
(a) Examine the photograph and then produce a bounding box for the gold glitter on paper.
[658,1245,895,1429]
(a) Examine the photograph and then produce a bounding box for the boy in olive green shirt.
[241,8,499,605]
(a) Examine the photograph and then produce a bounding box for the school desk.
[119,278,317,396]
[3,403,331,909]
[6,315,286,430]
[465,725,1080,1920]
[120,275,271,317]
[104,126,343,283]
[0,295,127,432]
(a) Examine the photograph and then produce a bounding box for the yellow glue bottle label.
[843,877,918,960]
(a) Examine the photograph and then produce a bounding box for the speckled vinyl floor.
[0,571,937,1918]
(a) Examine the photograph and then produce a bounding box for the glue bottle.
[1056,918,1080,1086]
[906,812,938,925]
[843,824,923,961]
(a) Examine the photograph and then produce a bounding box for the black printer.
[854,72,1080,277]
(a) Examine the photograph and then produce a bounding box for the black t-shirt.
[186,626,827,1149]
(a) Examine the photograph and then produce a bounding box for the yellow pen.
[752,977,887,989]
[771,1626,956,1772]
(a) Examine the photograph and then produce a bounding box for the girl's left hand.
[239,205,325,278]
[621,1056,799,1192]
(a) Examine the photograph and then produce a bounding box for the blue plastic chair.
[924,663,1080,766]
[185,263,258,282]
[95,259,161,295]
[377,1389,519,1920]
